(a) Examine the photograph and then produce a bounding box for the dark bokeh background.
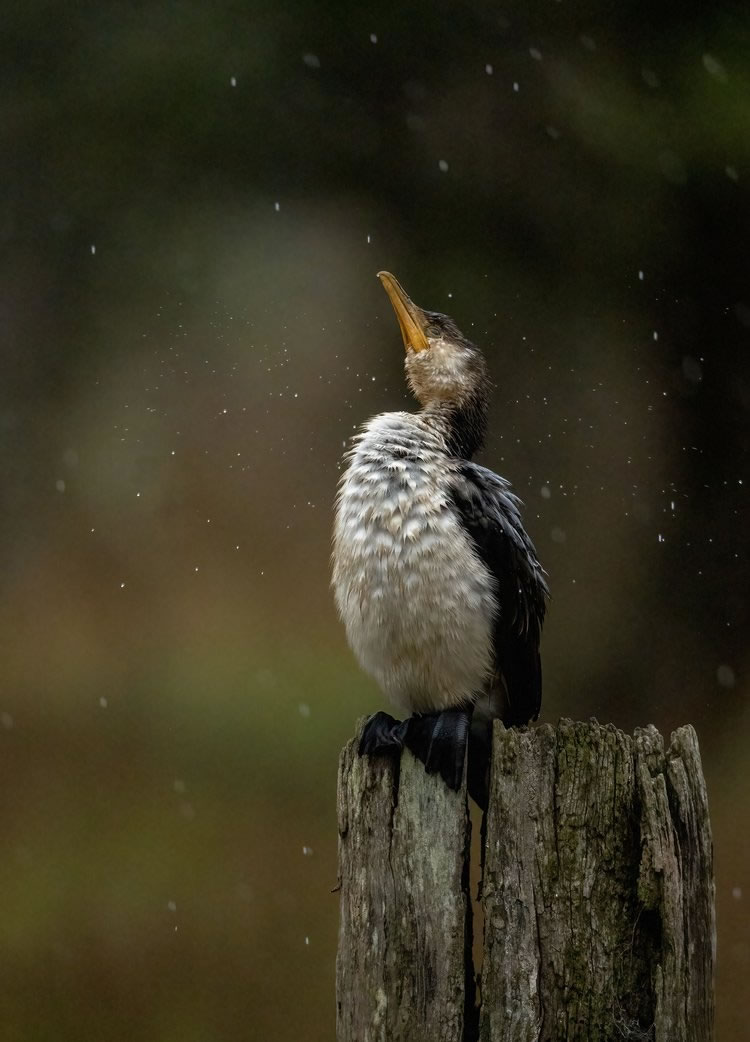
[2,2,748,1038]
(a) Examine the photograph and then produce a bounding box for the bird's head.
[378,271,488,408]
[378,271,489,457]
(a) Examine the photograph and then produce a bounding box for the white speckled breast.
[332,412,497,713]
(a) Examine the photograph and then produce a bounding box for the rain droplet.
[702,53,728,84]
[717,664,736,689]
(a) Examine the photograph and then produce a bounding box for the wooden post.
[336,719,714,1042]
[336,721,473,1042]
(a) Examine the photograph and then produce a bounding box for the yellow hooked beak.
[377,271,430,353]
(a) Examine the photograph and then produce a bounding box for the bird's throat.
[423,393,488,460]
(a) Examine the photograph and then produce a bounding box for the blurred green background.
[1,1,748,1038]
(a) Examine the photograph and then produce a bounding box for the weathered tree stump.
[336,728,473,1042]
[336,719,714,1042]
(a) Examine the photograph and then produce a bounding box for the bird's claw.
[359,711,409,756]
[405,709,469,791]
[359,709,469,792]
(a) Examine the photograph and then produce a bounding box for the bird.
[332,272,548,806]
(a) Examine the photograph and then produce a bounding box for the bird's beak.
[377,271,430,353]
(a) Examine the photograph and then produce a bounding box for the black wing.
[449,461,548,725]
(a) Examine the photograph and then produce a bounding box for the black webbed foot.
[404,709,470,792]
[359,711,409,756]
[359,708,471,794]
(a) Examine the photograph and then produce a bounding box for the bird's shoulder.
[448,460,549,616]
[449,462,524,531]
[449,461,548,725]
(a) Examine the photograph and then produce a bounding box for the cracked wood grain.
[481,720,714,1042]
[336,718,472,1042]
[336,718,714,1042]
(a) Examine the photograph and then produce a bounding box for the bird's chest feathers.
[332,417,497,710]
[335,428,455,581]
[334,416,495,624]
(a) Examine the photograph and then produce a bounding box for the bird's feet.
[359,709,470,792]
[406,709,470,791]
[359,711,410,755]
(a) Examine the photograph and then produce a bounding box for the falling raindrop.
[717,664,736,688]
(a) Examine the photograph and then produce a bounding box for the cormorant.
[332,272,548,805]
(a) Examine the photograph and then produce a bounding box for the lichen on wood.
[336,718,714,1042]
[481,719,714,1042]
[336,718,472,1042]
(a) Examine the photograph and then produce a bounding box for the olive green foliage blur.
[1,2,748,1039]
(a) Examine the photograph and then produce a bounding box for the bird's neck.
[421,393,488,460]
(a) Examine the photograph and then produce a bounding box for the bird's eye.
[426,323,442,337]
